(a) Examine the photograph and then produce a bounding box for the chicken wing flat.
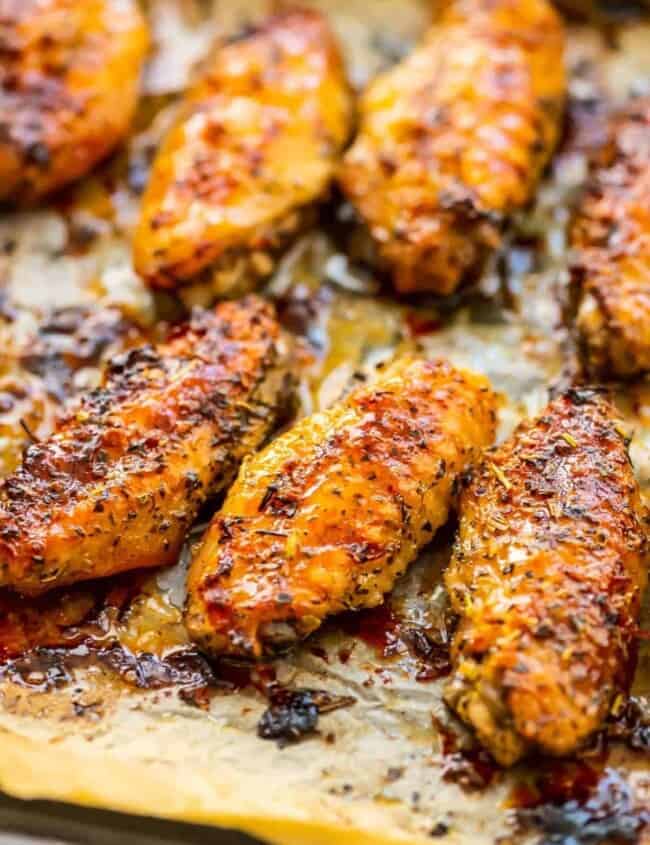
[445,390,648,766]
[133,10,352,294]
[0,0,149,204]
[0,296,291,596]
[338,0,565,296]
[185,356,497,659]
[572,98,650,378]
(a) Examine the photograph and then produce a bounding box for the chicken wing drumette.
[0,296,291,595]
[339,0,565,296]
[571,98,650,378]
[134,10,352,295]
[186,356,497,659]
[445,390,648,766]
[0,0,149,204]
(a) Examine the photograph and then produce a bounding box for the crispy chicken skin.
[185,356,497,659]
[0,0,149,204]
[571,98,650,378]
[338,0,565,296]
[133,10,352,294]
[0,306,144,477]
[0,296,291,596]
[445,390,648,766]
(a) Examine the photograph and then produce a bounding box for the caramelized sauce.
[440,747,500,792]
[431,715,500,792]
[511,765,649,845]
[508,758,607,810]
[405,311,443,338]
[338,601,452,681]
[0,573,148,660]
[0,574,286,705]
[338,603,400,656]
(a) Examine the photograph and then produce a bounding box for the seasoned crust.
[0,305,145,477]
[133,9,352,293]
[185,356,497,659]
[0,0,149,204]
[571,98,650,378]
[338,0,565,296]
[0,296,292,595]
[445,389,648,766]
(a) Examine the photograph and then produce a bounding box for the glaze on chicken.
[339,0,565,295]
[185,356,497,659]
[0,0,149,204]
[445,390,648,766]
[0,297,291,595]
[572,98,650,378]
[134,10,352,295]
[0,306,144,477]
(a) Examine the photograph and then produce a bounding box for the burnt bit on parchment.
[257,687,355,747]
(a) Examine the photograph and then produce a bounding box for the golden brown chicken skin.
[0,0,149,204]
[185,356,497,659]
[445,389,648,766]
[571,98,650,378]
[338,0,565,296]
[133,10,352,294]
[0,296,291,596]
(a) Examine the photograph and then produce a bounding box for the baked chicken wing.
[571,98,650,378]
[0,0,149,204]
[445,390,648,766]
[339,0,565,296]
[185,356,497,659]
[0,296,291,595]
[134,10,352,294]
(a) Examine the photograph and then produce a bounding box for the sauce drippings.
[432,715,500,792]
[0,572,148,660]
[0,575,286,705]
[338,601,452,681]
[511,765,648,845]
[338,602,400,656]
[405,311,443,338]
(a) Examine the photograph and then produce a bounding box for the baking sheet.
[0,3,648,845]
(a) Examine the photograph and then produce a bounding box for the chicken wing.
[571,98,650,378]
[0,296,291,595]
[133,10,352,295]
[445,390,648,766]
[338,0,565,296]
[0,0,149,204]
[0,305,144,477]
[185,356,497,659]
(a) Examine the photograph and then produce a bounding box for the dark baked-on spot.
[257,687,355,747]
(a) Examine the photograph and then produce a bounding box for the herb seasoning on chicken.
[0,296,291,595]
[572,97,650,378]
[134,10,352,295]
[339,0,565,296]
[185,356,497,659]
[0,0,149,204]
[445,390,648,766]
